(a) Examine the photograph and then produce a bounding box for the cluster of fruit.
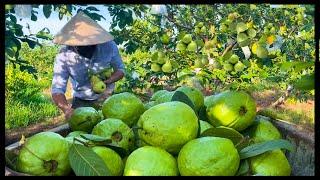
[89,68,113,94]
[221,51,250,73]
[150,51,173,73]
[14,86,292,176]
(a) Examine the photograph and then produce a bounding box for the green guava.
[102,92,145,127]
[123,146,179,176]
[248,117,282,143]
[206,91,256,131]
[176,86,204,112]
[182,34,192,44]
[16,132,71,176]
[150,90,169,101]
[249,149,291,176]
[143,101,156,110]
[92,118,135,152]
[137,101,199,154]
[92,146,124,176]
[178,136,240,176]
[199,120,214,134]
[154,91,175,105]
[92,80,106,94]
[69,107,101,133]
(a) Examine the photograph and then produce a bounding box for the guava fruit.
[161,34,170,44]
[197,22,204,28]
[194,58,203,68]
[69,107,101,133]
[123,146,179,176]
[143,101,156,110]
[92,118,135,152]
[200,26,207,33]
[228,54,239,64]
[201,56,209,65]
[206,91,256,131]
[162,60,172,73]
[176,86,204,112]
[92,80,106,94]
[195,39,205,48]
[194,27,201,34]
[204,40,214,49]
[248,117,282,143]
[236,22,248,33]
[256,46,269,59]
[234,61,245,72]
[199,120,213,134]
[137,101,199,154]
[223,63,234,72]
[101,68,113,79]
[249,149,291,176]
[247,28,257,38]
[154,91,175,104]
[182,34,192,44]
[150,90,169,101]
[90,75,100,84]
[102,92,145,127]
[176,42,186,52]
[187,41,197,52]
[237,32,249,43]
[251,42,258,54]
[151,63,161,72]
[228,13,235,21]
[157,52,166,64]
[92,146,124,176]
[178,136,240,176]
[16,132,71,176]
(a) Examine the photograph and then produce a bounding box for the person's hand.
[64,107,74,120]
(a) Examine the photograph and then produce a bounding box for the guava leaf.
[239,139,294,160]
[171,91,196,113]
[80,134,112,143]
[293,73,314,90]
[200,126,244,145]
[68,144,111,176]
[236,159,249,176]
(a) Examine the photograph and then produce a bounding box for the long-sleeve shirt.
[51,40,125,100]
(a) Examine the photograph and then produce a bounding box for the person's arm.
[51,50,73,119]
[52,93,73,119]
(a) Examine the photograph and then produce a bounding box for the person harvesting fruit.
[51,11,125,120]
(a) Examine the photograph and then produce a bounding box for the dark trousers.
[71,97,103,110]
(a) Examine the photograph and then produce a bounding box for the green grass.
[5,94,60,129]
[258,107,314,130]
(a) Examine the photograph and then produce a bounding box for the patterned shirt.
[51,40,125,100]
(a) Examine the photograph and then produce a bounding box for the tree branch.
[221,40,237,57]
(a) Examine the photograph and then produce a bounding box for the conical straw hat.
[53,11,114,46]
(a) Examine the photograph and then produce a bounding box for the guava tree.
[110,4,315,93]
[5,4,315,92]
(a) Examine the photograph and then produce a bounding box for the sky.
[17,5,113,36]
